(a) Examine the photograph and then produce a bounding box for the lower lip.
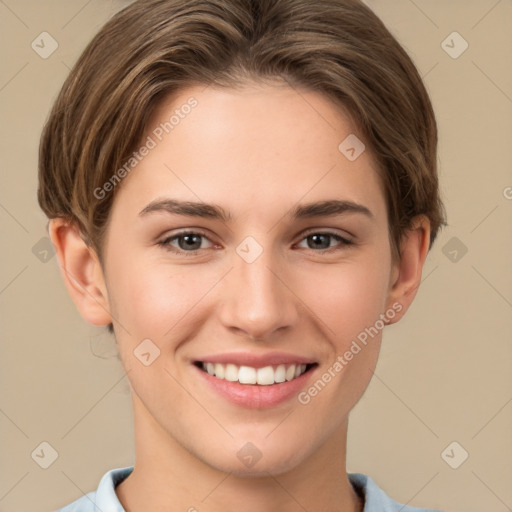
[193,365,316,409]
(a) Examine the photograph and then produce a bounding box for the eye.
[157,229,353,256]
[157,230,214,255]
[296,231,353,252]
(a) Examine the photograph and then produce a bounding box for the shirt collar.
[94,466,133,512]
[93,466,429,512]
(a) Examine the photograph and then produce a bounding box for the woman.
[39,0,446,510]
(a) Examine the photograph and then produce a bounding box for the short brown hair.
[38,0,446,263]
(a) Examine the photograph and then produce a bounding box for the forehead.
[110,82,387,222]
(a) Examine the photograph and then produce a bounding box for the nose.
[217,243,300,341]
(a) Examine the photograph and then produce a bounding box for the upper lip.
[194,352,317,368]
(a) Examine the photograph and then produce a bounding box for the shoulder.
[348,473,445,512]
[53,466,134,512]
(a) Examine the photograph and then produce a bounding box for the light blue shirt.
[55,466,444,512]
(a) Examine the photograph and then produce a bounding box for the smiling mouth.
[194,361,317,385]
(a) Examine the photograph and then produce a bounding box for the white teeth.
[274,364,286,383]
[224,363,238,382]
[285,365,296,381]
[214,363,225,379]
[238,366,257,384]
[256,366,275,386]
[200,361,310,385]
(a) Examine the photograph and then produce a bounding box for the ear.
[48,218,112,326]
[384,215,431,325]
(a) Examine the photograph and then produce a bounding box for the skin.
[50,81,430,512]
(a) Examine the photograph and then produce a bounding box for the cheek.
[293,263,390,424]
[107,253,222,344]
[107,242,391,346]
[300,257,391,343]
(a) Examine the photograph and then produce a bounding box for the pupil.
[181,234,201,250]
[310,234,329,250]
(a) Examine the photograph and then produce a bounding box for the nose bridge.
[219,236,298,339]
[238,244,279,300]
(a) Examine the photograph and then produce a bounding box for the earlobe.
[48,218,112,327]
[385,215,431,325]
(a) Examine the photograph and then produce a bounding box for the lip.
[192,352,318,409]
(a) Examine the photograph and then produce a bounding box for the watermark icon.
[134,338,161,366]
[31,441,59,469]
[441,441,469,469]
[93,97,198,200]
[441,31,468,59]
[338,134,365,161]
[237,442,263,468]
[32,236,55,263]
[298,302,402,405]
[236,236,264,263]
[503,186,512,200]
[442,236,468,263]
[31,31,58,59]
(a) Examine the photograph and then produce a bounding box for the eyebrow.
[290,199,373,219]
[139,199,232,222]
[138,198,373,222]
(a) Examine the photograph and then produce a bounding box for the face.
[99,82,402,475]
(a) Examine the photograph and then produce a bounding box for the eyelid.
[298,227,354,243]
[159,228,211,241]
[157,227,354,256]
[157,229,216,254]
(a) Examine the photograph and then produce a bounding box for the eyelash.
[157,229,354,257]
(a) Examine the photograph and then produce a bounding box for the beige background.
[0,1,511,511]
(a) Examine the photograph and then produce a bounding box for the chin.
[198,436,312,478]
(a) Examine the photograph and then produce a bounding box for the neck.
[116,393,364,512]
